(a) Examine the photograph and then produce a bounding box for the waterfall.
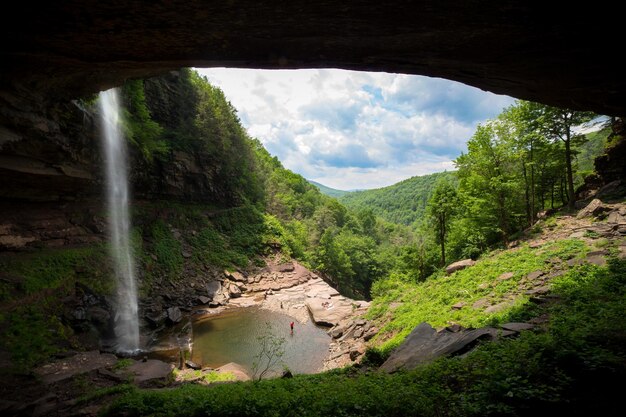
[98,89,140,353]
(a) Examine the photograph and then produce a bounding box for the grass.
[0,245,113,371]
[367,239,589,352]
[95,258,625,417]
[174,369,237,384]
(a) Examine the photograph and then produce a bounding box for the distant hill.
[308,180,351,198]
[339,171,457,226]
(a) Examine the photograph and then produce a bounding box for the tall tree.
[427,179,458,266]
[537,106,595,209]
[455,123,524,246]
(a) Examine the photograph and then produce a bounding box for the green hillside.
[339,171,457,226]
[307,180,350,198]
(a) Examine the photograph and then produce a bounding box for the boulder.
[206,281,221,299]
[145,310,167,327]
[185,360,202,370]
[224,270,246,282]
[577,198,611,219]
[166,307,183,324]
[380,323,499,372]
[229,284,242,298]
[197,295,210,305]
[445,259,475,275]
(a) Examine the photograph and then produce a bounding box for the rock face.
[380,323,511,373]
[1,2,622,115]
[215,362,251,382]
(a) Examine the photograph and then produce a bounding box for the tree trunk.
[439,214,446,266]
[530,142,536,221]
[564,131,576,209]
[522,160,531,226]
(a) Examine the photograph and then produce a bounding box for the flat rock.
[451,302,465,310]
[127,359,173,384]
[197,295,210,304]
[500,322,535,332]
[525,286,550,295]
[306,298,354,326]
[34,351,117,384]
[445,259,475,275]
[380,323,498,372]
[526,270,544,281]
[215,362,250,381]
[497,272,514,281]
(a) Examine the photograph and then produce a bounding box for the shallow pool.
[191,307,330,376]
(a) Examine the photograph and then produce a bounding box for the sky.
[195,68,515,190]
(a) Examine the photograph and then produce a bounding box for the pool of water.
[190,307,331,375]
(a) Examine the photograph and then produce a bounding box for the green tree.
[537,106,595,209]
[455,123,524,246]
[426,179,459,266]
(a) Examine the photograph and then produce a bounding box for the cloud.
[195,68,514,189]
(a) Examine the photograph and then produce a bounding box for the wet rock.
[128,359,174,386]
[166,307,182,324]
[145,311,167,327]
[185,360,202,370]
[329,327,343,339]
[87,306,110,326]
[445,259,475,275]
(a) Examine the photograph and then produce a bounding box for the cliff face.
[0,71,242,251]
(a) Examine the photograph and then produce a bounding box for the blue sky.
[195,68,514,190]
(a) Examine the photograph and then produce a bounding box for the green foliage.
[252,322,286,381]
[427,178,459,265]
[368,239,588,353]
[120,79,168,161]
[100,258,626,417]
[148,220,184,278]
[308,180,350,198]
[112,358,134,371]
[339,171,457,226]
[0,246,114,370]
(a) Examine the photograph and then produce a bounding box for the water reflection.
[192,307,330,375]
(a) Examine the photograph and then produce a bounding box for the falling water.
[98,89,139,352]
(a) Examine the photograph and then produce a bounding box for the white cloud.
[195,68,514,189]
